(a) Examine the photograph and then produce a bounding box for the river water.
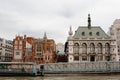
[0,74,120,80]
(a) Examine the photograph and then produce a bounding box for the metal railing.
[41,61,120,74]
[0,68,32,73]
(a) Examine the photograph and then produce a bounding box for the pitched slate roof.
[73,26,110,39]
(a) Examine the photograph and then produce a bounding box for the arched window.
[74,43,79,54]
[82,32,85,36]
[90,43,95,52]
[105,43,110,53]
[97,43,102,53]
[96,32,100,36]
[82,43,87,53]
[89,32,92,36]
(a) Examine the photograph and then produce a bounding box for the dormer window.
[89,32,92,36]
[96,32,100,36]
[82,32,85,36]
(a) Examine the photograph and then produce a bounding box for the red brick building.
[12,33,56,64]
[33,33,55,64]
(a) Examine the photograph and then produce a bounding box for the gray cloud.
[0,0,120,43]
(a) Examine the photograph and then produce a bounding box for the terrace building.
[0,38,13,62]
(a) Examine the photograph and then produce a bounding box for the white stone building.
[0,38,13,62]
[66,14,117,62]
[110,19,120,61]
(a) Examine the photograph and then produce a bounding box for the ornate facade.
[67,14,117,62]
[110,19,120,61]
[12,33,55,64]
[12,35,41,63]
[34,33,55,64]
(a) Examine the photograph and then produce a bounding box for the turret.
[69,26,73,36]
[88,14,91,29]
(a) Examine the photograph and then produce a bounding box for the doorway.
[90,56,95,61]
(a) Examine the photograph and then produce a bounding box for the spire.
[88,14,91,29]
[43,32,47,40]
[69,25,73,36]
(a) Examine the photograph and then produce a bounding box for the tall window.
[90,43,95,52]
[37,44,41,52]
[105,43,110,53]
[82,56,87,61]
[106,56,110,61]
[74,43,79,53]
[97,43,102,53]
[82,43,87,53]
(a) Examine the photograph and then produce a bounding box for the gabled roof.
[73,26,110,39]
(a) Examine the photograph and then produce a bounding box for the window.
[37,53,41,56]
[16,52,20,55]
[47,47,50,51]
[106,56,110,61]
[37,44,41,52]
[82,43,87,53]
[74,43,79,54]
[90,43,95,52]
[26,48,32,51]
[38,58,40,60]
[89,32,92,36]
[74,56,79,61]
[105,43,110,53]
[97,43,102,53]
[82,56,87,61]
[82,32,85,36]
[96,32,100,36]
[0,48,2,50]
[48,56,50,60]
[41,58,43,60]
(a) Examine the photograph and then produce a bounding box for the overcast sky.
[0,0,120,43]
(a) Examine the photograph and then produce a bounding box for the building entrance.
[90,56,95,61]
